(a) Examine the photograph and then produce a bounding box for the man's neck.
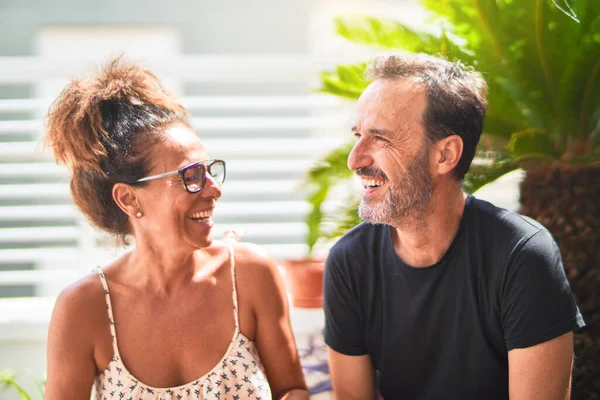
[390,188,467,268]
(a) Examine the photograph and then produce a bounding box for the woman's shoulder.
[229,241,289,315]
[210,239,276,270]
[210,239,281,291]
[49,269,110,348]
[232,241,278,276]
[55,270,108,317]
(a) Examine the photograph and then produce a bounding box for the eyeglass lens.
[182,161,225,193]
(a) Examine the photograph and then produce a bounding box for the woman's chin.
[187,234,213,250]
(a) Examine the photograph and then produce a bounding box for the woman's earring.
[136,211,143,218]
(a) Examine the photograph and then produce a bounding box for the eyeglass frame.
[130,159,226,194]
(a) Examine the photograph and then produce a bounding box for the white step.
[183,96,343,110]
[0,270,82,285]
[0,243,310,265]
[0,223,305,244]
[0,98,45,112]
[211,222,305,239]
[0,115,346,136]
[0,180,302,199]
[0,183,69,198]
[0,202,316,221]
[0,205,79,220]
[0,138,344,160]
[0,159,314,178]
[0,96,344,113]
[189,116,346,130]
[0,247,77,263]
[0,54,355,84]
[0,227,80,243]
[0,163,66,178]
[0,120,41,133]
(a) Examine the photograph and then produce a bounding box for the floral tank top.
[93,246,272,399]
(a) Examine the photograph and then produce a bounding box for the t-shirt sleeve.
[501,229,585,350]
[323,249,368,356]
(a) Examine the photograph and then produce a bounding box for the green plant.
[307,0,600,242]
[308,0,600,397]
[303,141,355,255]
[0,370,45,400]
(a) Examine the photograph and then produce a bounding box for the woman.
[44,58,309,399]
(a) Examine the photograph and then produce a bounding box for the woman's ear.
[112,183,141,219]
[435,135,463,176]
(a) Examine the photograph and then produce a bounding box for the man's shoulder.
[329,222,386,259]
[468,195,546,242]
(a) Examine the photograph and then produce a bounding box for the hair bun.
[45,56,185,176]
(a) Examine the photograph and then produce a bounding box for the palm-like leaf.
[304,141,355,254]
[462,158,520,194]
[319,63,368,100]
[507,129,560,161]
[323,196,362,240]
[306,0,600,246]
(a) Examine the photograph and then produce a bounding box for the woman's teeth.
[189,209,214,219]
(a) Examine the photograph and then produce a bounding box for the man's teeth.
[189,210,214,219]
[361,179,385,187]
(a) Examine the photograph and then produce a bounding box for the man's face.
[349,79,434,225]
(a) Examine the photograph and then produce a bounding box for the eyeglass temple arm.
[134,170,179,183]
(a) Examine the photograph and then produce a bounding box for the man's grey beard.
[358,150,434,225]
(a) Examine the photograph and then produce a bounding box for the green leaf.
[334,16,438,52]
[334,16,477,63]
[462,158,520,194]
[303,141,355,253]
[507,129,559,160]
[549,0,581,23]
[306,141,355,184]
[318,64,368,100]
[305,184,328,256]
[323,196,362,240]
[0,370,33,400]
[483,76,533,138]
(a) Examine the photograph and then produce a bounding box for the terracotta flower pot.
[280,257,325,308]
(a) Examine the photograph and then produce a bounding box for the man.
[323,53,585,400]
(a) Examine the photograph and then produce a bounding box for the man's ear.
[435,135,463,176]
[112,182,141,219]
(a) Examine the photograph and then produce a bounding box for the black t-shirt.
[323,195,585,400]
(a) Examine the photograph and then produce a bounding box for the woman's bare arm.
[45,277,101,400]
[235,243,309,400]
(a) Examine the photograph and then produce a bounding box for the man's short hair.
[366,53,488,179]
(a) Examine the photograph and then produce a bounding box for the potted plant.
[279,139,363,308]
[279,256,325,309]
[310,0,600,397]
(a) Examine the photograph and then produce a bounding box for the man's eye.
[375,136,387,142]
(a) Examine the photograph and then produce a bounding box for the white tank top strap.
[227,244,240,331]
[223,231,241,331]
[95,266,121,359]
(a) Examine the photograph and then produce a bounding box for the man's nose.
[347,139,373,172]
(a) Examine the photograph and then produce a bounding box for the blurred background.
[0,0,528,398]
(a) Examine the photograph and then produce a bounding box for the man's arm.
[508,332,574,400]
[328,347,375,400]
[324,241,376,399]
[500,230,584,399]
